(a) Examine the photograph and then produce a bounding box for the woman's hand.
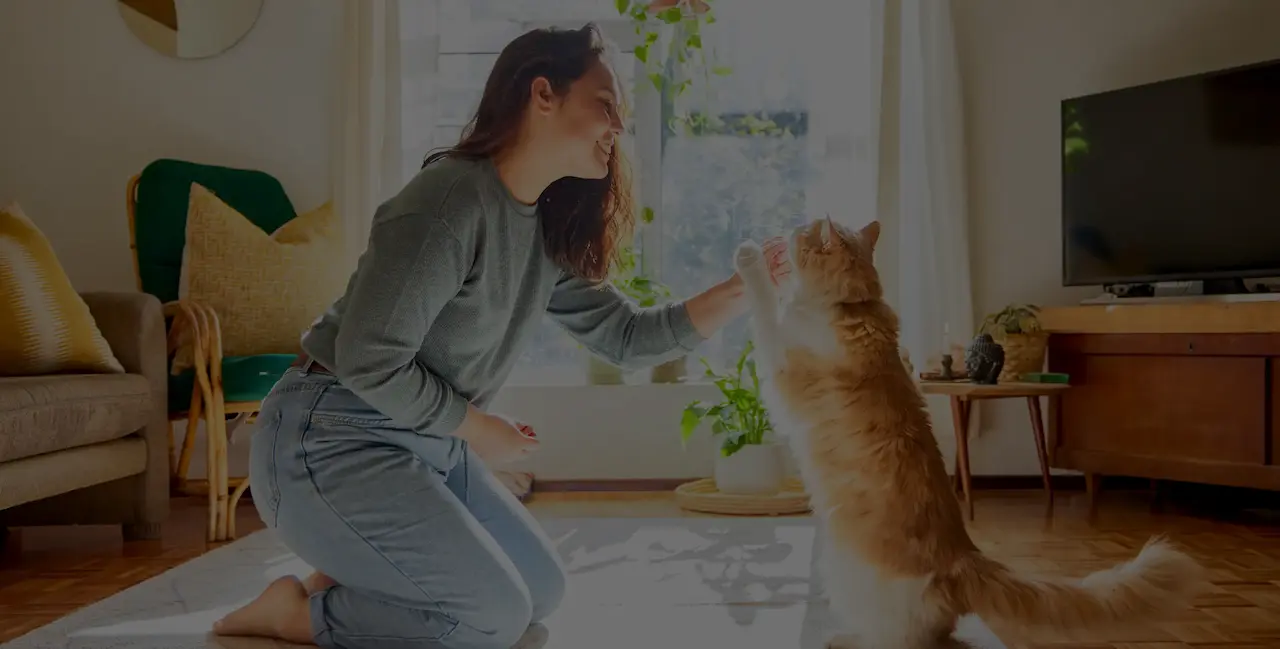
[686,235,794,338]
[455,407,539,465]
[761,236,792,287]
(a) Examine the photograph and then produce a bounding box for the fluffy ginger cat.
[733,218,1204,649]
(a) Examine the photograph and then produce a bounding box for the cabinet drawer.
[1057,354,1267,464]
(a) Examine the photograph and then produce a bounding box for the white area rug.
[5,517,1005,648]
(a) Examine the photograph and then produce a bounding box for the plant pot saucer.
[674,477,811,516]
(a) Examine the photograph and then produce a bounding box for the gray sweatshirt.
[300,155,704,437]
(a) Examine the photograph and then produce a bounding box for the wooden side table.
[918,381,1071,520]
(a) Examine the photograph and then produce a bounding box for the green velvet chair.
[127,158,299,541]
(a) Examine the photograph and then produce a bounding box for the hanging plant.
[615,0,728,102]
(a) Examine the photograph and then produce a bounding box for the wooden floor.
[2,486,1279,647]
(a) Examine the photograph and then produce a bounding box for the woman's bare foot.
[302,570,337,594]
[212,575,313,644]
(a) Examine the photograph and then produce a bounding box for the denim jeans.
[248,362,566,648]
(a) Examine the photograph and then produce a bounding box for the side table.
[918,381,1071,520]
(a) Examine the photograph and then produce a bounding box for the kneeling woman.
[213,23,788,649]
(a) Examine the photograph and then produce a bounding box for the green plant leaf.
[680,403,706,440]
[615,0,630,14]
[635,44,649,63]
[712,66,732,76]
[658,7,683,23]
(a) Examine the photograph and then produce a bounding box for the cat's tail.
[940,536,1203,635]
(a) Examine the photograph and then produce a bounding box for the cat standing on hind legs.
[735,218,1205,649]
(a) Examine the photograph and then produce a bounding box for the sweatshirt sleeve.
[329,202,474,437]
[545,271,705,370]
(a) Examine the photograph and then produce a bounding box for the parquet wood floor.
[1,487,1277,647]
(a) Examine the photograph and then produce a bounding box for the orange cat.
[733,218,1204,649]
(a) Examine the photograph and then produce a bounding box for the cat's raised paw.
[734,240,765,273]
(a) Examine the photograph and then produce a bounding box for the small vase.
[713,442,787,495]
[651,356,687,383]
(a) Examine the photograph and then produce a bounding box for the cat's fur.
[734,218,1204,649]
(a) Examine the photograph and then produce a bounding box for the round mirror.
[117,0,263,59]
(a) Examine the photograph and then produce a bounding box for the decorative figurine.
[965,333,1005,384]
[939,353,954,380]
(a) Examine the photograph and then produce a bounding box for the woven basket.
[674,477,812,516]
[997,332,1049,382]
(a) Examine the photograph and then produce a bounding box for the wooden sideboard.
[1040,301,1280,491]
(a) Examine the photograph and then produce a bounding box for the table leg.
[949,396,973,520]
[1026,396,1053,504]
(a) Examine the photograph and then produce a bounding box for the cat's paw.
[734,240,765,273]
[823,633,859,649]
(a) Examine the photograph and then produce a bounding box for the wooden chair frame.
[127,174,253,542]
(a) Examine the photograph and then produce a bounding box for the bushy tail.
[941,536,1204,635]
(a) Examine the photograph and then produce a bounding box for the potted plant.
[980,303,1047,382]
[679,341,786,494]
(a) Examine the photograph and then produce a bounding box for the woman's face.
[536,58,625,180]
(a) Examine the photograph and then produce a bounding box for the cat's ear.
[859,220,881,250]
[820,215,835,250]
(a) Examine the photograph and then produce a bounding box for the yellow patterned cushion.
[174,184,346,370]
[0,203,124,376]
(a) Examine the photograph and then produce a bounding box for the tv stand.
[1040,301,1280,493]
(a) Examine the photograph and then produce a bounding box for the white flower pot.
[713,442,787,495]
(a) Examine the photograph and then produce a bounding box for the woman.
[213,23,789,649]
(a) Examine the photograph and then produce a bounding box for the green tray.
[1020,372,1070,383]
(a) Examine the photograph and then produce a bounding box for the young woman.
[213,23,789,649]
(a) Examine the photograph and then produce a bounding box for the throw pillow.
[0,202,124,375]
[173,183,346,371]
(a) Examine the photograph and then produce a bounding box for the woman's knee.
[528,560,567,623]
[448,572,535,649]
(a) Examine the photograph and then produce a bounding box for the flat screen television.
[1061,57,1280,293]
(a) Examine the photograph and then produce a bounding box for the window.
[649,4,816,372]
[402,1,828,383]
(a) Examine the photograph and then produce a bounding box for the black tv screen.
[1062,57,1280,288]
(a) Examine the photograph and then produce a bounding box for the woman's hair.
[423,23,634,283]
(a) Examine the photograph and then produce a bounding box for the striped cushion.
[0,203,124,376]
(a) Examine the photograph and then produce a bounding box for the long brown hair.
[423,23,634,283]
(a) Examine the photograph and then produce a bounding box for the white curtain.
[893,0,974,373]
[332,0,441,269]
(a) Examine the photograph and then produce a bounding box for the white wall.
[952,0,1280,475]
[8,0,1280,484]
[0,0,341,292]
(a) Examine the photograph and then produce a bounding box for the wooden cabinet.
[1041,303,1280,491]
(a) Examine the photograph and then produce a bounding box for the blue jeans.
[247,363,566,648]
